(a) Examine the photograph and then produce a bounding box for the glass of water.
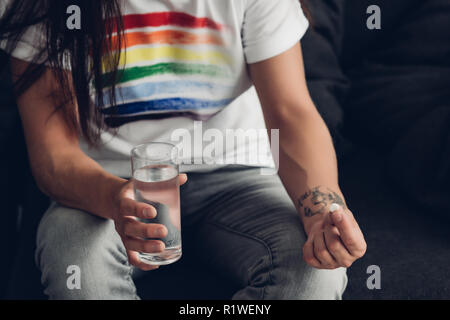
[131,142,181,265]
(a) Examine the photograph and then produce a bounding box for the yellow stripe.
[103,46,231,72]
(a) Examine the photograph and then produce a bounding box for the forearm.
[33,148,126,220]
[250,45,366,266]
[273,105,346,233]
[11,60,126,220]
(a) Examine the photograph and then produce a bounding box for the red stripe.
[113,12,224,31]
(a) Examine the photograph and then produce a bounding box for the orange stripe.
[110,30,224,51]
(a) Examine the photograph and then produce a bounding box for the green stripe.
[102,63,230,86]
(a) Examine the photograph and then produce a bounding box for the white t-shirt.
[1,0,309,177]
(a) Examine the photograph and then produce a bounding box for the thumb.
[328,203,362,254]
[179,173,188,186]
[329,203,344,225]
[322,203,342,228]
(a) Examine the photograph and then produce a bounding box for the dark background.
[1,0,449,299]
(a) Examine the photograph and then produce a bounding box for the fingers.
[179,173,188,186]
[120,197,157,220]
[127,250,160,271]
[119,175,187,219]
[304,230,354,269]
[303,204,367,270]
[324,225,354,268]
[329,204,367,258]
[123,218,168,239]
[313,232,338,269]
[302,237,321,268]
[124,236,165,254]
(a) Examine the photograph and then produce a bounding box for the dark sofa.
[1,0,449,300]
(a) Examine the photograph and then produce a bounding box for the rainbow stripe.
[111,30,225,50]
[102,63,230,86]
[102,11,233,124]
[103,80,233,107]
[106,46,231,71]
[102,97,232,115]
[109,12,225,32]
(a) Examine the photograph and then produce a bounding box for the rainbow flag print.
[100,11,235,127]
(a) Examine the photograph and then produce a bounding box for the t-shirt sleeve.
[0,0,47,63]
[242,0,309,64]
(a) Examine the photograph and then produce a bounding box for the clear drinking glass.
[131,142,182,265]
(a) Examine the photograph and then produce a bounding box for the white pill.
[329,203,341,212]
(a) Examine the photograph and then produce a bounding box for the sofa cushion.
[301,0,353,157]
[343,0,450,214]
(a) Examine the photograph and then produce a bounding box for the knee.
[283,266,347,300]
[36,203,119,264]
[265,224,347,300]
[35,203,130,299]
[268,248,348,300]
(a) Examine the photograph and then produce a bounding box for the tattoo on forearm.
[298,186,346,218]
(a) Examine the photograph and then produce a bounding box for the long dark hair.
[0,0,308,146]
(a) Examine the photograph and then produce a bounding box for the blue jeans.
[35,166,347,299]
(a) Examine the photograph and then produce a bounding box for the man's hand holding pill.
[298,186,367,269]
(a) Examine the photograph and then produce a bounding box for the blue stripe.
[101,97,233,115]
[104,80,233,106]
